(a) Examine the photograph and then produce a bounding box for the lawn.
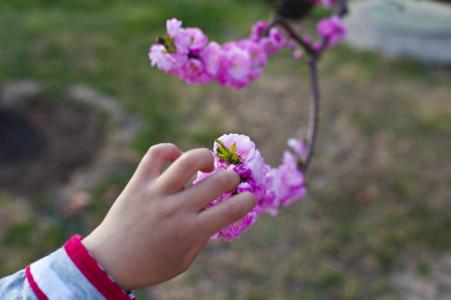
[1,1,451,299]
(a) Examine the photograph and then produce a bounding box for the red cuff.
[25,266,48,300]
[64,235,135,300]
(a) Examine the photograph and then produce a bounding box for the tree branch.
[337,0,349,17]
[270,18,316,56]
[300,57,320,172]
[268,0,349,173]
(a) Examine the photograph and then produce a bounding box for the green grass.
[0,0,271,154]
[1,1,451,299]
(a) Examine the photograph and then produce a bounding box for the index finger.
[133,143,182,182]
[155,148,215,194]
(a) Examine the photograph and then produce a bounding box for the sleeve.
[0,270,38,300]
[0,235,136,300]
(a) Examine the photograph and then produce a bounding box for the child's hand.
[82,143,256,290]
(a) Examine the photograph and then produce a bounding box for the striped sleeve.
[0,269,37,300]
[0,235,135,300]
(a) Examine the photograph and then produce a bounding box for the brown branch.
[337,0,349,17]
[317,0,349,56]
[271,18,316,56]
[300,57,320,172]
[267,0,349,173]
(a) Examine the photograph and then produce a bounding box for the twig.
[337,0,349,17]
[271,18,315,56]
[301,57,320,171]
[267,0,349,173]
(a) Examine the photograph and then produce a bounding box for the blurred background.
[1,0,451,299]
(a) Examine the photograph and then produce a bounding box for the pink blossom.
[238,39,268,81]
[287,40,297,50]
[259,28,287,56]
[166,18,190,54]
[302,35,314,48]
[185,28,208,55]
[195,134,262,241]
[148,44,186,73]
[269,151,307,207]
[269,27,288,49]
[192,168,214,187]
[288,138,308,161]
[250,20,269,42]
[214,133,256,161]
[232,164,252,179]
[260,37,279,56]
[201,42,227,78]
[149,18,301,88]
[221,42,252,89]
[150,17,346,87]
[201,38,270,89]
[317,16,347,47]
[212,209,258,242]
[178,58,212,85]
[194,134,308,241]
[237,181,256,193]
[293,49,303,59]
[314,41,323,52]
[166,18,183,37]
[149,19,191,74]
[248,151,278,215]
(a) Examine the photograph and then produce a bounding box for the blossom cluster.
[317,16,347,47]
[194,134,307,241]
[149,14,346,89]
[149,2,347,241]
[149,19,289,89]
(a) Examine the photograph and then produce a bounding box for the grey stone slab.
[344,0,451,64]
[0,81,42,107]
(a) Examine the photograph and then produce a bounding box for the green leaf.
[214,139,241,165]
[231,153,240,164]
[217,153,227,161]
[230,143,236,155]
[163,34,176,54]
[215,139,227,151]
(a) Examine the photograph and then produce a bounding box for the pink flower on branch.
[317,16,347,47]
[269,151,307,208]
[149,11,348,86]
[185,28,208,55]
[250,20,269,42]
[148,8,349,241]
[178,58,212,85]
[288,138,308,161]
[194,134,307,241]
[149,18,305,89]
[148,44,185,73]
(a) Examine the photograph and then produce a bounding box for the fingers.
[133,144,182,182]
[197,192,256,236]
[156,148,215,194]
[176,170,240,210]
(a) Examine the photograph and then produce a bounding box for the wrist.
[64,234,135,299]
[82,231,134,290]
[83,220,165,290]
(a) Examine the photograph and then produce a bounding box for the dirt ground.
[144,53,451,299]
[0,99,104,197]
